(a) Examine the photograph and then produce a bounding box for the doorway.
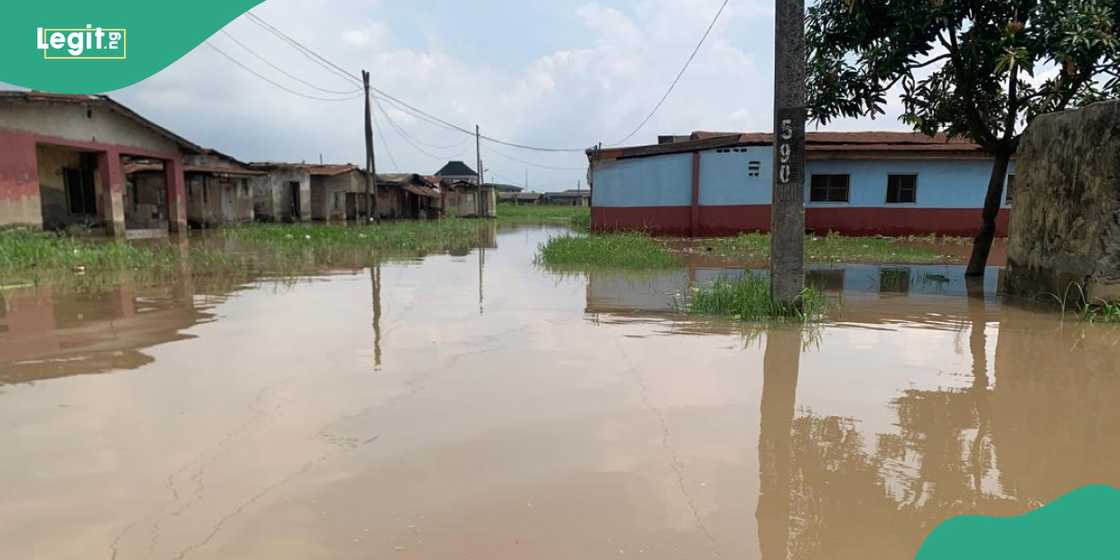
[288,181,301,220]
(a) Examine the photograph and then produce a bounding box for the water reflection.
[587,263,1120,558]
[3,225,1120,559]
[0,282,216,385]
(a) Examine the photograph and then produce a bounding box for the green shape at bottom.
[917,485,1120,559]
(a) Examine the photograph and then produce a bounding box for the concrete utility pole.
[362,70,379,221]
[770,0,806,303]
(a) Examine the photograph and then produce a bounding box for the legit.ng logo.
[36,25,127,60]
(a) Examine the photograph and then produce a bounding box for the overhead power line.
[481,142,587,171]
[609,0,730,146]
[244,11,588,153]
[375,98,469,162]
[205,41,362,102]
[219,30,361,95]
[370,102,400,171]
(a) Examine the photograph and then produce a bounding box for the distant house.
[489,183,523,193]
[377,174,441,219]
[442,180,496,218]
[435,161,479,185]
[0,91,202,236]
[542,190,591,207]
[498,191,542,205]
[249,162,312,223]
[308,164,367,222]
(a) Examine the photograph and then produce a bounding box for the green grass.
[536,232,678,269]
[1078,301,1120,323]
[687,273,827,321]
[497,203,590,229]
[0,228,241,287]
[223,220,485,254]
[697,233,946,264]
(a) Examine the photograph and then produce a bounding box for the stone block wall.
[1007,101,1120,302]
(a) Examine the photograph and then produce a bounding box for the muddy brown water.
[1,225,1118,559]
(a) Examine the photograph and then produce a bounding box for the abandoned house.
[123,150,259,229]
[309,164,370,222]
[542,189,591,207]
[249,162,312,223]
[442,180,497,218]
[377,174,441,219]
[0,91,202,236]
[434,160,479,185]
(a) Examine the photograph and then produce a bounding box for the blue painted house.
[588,131,1015,236]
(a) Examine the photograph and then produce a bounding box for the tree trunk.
[965,151,1012,277]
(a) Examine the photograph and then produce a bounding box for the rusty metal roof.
[594,130,986,161]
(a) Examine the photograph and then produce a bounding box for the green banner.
[1,0,263,93]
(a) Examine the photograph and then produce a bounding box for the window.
[1005,175,1016,204]
[810,174,850,202]
[747,161,761,177]
[886,174,918,204]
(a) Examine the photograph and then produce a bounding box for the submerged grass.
[497,203,590,230]
[0,228,242,287]
[698,232,946,264]
[687,274,827,322]
[537,232,678,269]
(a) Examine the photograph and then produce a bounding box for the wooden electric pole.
[475,124,484,216]
[770,0,806,303]
[362,70,378,221]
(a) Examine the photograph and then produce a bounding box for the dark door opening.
[64,167,97,217]
[288,181,301,220]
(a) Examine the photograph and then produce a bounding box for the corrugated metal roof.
[594,130,986,161]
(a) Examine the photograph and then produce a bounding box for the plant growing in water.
[687,273,827,321]
[536,233,678,269]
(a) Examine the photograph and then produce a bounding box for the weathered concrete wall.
[0,133,41,228]
[0,102,179,155]
[188,175,254,227]
[311,172,362,221]
[252,169,310,222]
[1007,101,1120,302]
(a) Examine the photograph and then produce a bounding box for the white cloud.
[107,0,902,189]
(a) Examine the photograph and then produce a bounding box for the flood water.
[2,225,1118,559]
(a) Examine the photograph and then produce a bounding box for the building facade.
[0,92,197,236]
[590,132,1015,237]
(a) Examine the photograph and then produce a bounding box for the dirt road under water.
[1,225,1118,559]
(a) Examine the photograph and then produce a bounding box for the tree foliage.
[806,0,1120,154]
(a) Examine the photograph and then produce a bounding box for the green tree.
[806,0,1120,276]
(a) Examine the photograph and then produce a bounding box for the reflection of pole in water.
[757,328,801,560]
[479,246,485,315]
[371,264,382,368]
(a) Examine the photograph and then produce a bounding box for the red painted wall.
[593,205,1011,237]
[0,132,40,202]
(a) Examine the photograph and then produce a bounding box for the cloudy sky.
[106,0,905,190]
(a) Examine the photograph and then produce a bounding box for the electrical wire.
[220,30,362,95]
[205,41,363,102]
[370,101,401,171]
[608,0,730,146]
[481,141,587,171]
[376,98,469,161]
[245,11,588,153]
